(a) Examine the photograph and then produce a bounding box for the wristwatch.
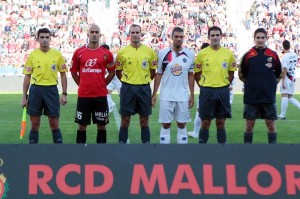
[62,92,67,96]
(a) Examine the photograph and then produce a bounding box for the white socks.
[280,97,288,117]
[194,111,201,136]
[160,127,170,144]
[177,127,188,144]
[289,98,300,109]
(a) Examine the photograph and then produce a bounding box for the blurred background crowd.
[0,0,299,76]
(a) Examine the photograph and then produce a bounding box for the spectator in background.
[21,28,67,144]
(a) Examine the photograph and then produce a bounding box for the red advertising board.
[0,144,299,198]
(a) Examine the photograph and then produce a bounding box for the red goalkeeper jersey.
[71,46,115,97]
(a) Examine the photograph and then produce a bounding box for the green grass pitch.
[0,94,299,144]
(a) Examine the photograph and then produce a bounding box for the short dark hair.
[200,42,209,49]
[282,40,290,50]
[101,44,110,50]
[208,26,222,37]
[171,27,184,37]
[37,28,51,38]
[254,28,267,38]
[129,24,141,33]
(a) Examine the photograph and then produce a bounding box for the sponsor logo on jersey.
[265,63,273,68]
[171,64,182,76]
[85,59,97,67]
[82,68,102,73]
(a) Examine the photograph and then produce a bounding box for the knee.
[30,117,40,131]
[162,123,171,129]
[97,125,106,131]
[216,120,225,129]
[177,122,186,129]
[121,116,130,128]
[201,120,211,129]
[49,117,59,130]
[140,118,149,128]
[245,121,255,132]
[265,120,276,132]
[78,125,87,131]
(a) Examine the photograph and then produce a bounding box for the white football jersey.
[157,47,194,101]
[281,52,298,81]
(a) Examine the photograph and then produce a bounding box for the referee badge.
[51,64,57,71]
[222,62,228,69]
[142,60,148,68]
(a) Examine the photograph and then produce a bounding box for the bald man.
[70,24,116,144]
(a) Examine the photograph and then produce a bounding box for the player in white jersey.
[278,40,300,119]
[107,75,122,112]
[102,44,122,112]
[152,27,194,144]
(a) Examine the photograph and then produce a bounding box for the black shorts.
[75,97,109,125]
[28,85,60,117]
[120,83,152,116]
[198,86,231,120]
[244,103,277,120]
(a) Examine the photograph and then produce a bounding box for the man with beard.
[152,27,194,144]
[71,24,115,144]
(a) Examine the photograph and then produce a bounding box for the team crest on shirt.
[51,64,57,71]
[104,55,107,61]
[268,57,273,62]
[152,60,157,66]
[171,64,182,76]
[142,60,148,68]
[183,58,187,63]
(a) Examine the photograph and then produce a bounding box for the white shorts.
[107,76,122,94]
[159,100,191,123]
[280,78,295,95]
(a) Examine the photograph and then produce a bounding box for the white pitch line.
[112,105,121,129]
